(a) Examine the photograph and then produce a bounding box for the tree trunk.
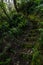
[13,0,19,12]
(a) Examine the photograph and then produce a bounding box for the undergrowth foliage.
[0,0,43,65]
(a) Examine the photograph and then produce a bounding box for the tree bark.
[13,0,19,12]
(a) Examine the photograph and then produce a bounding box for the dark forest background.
[0,0,43,65]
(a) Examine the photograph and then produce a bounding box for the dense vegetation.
[0,0,43,65]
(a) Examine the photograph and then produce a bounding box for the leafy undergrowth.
[0,13,40,65]
[0,0,43,65]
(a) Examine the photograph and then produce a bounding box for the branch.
[0,1,13,23]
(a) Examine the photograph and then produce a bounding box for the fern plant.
[0,0,43,65]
